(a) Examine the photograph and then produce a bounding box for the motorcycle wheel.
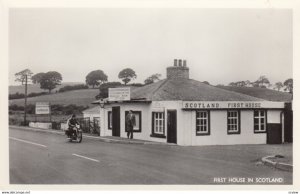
[76,131,82,143]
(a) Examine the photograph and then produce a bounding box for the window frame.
[195,110,210,136]
[151,112,166,138]
[227,110,241,135]
[125,111,142,133]
[107,111,112,130]
[253,110,267,133]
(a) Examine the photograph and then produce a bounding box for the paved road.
[9,126,292,184]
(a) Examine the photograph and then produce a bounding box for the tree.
[31,72,45,84]
[274,82,283,91]
[229,82,237,87]
[253,76,270,88]
[202,81,210,85]
[96,82,122,99]
[118,68,137,85]
[15,69,33,85]
[15,69,33,125]
[85,70,108,88]
[144,73,161,85]
[283,78,293,94]
[229,80,252,87]
[39,71,62,93]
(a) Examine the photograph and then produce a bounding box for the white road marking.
[9,137,47,148]
[72,154,100,163]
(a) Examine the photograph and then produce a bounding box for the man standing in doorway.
[126,110,136,139]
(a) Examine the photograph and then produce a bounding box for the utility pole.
[24,74,28,125]
[14,69,33,126]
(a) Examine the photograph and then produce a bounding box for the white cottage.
[93,59,292,146]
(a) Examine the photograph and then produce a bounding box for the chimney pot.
[183,60,186,67]
[179,59,182,67]
[174,59,178,66]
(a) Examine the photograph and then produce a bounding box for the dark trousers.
[127,128,133,139]
[67,127,75,137]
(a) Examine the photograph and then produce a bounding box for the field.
[9,89,100,107]
[9,82,84,94]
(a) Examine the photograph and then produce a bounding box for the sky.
[9,8,292,86]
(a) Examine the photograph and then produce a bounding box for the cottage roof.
[217,86,292,102]
[130,78,264,101]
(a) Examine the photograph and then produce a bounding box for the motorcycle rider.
[66,114,79,139]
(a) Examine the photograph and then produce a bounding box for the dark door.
[267,124,282,144]
[167,110,177,144]
[284,110,293,143]
[112,106,120,137]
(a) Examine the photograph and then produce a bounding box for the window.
[254,110,266,133]
[151,112,166,138]
[108,111,112,130]
[196,111,210,135]
[125,111,142,132]
[227,110,240,134]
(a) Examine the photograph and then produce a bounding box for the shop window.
[108,111,112,130]
[227,110,240,134]
[151,112,166,138]
[196,111,210,136]
[254,110,266,133]
[125,111,142,132]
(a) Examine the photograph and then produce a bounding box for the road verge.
[261,155,293,172]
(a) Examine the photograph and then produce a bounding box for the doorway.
[112,106,120,137]
[167,110,177,144]
[267,123,282,144]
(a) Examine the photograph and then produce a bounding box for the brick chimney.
[167,59,189,79]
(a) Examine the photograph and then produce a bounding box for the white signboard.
[35,102,50,114]
[182,101,285,109]
[108,87,130,101]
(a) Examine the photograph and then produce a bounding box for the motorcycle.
[66,124,83,143]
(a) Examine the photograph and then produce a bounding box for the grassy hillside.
[9,89,99,107]
[9,82,84,94]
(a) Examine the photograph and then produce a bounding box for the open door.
[112,106,120,137]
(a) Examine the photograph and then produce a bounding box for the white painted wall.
[189,110,266,146]
[267,110,282,123]
[29,122,52,129]
[102,107,112,136]
[100,101,283,146]
[101,101,183,143]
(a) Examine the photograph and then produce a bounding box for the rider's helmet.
[72,114,76,118]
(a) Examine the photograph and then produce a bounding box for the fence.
[77,117,100,135]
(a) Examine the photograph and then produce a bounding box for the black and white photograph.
[2,0,297,190]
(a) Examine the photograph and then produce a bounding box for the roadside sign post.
[35,102,51,123]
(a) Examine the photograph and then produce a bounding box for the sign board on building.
[108,87,130,101]
[35,102,50,114]
[182,101,285,110]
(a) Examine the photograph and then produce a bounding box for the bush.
[9,103,89,115]
[9,104,24,111]
[128,83,144,87]
[64,104,88,115]
[28,92,48,97]
[9,92,48,100]
[96,82,122,99]
[9,92,25,100]
[58,84,89,93]
[9,117,21,126]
